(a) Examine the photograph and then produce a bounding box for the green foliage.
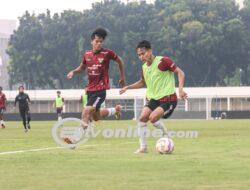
[7,0,250,88]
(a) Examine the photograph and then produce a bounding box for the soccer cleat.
[1,124,5,129]
[115,105,122,120]
[134,147,148,154]
[63,137,73,144]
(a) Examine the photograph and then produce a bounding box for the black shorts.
[87,90,106,111]
[146,99,177,119]
[56,108,63,114]
[0,108,5,115]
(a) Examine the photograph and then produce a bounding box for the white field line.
[0,142,138,156]
[0,147,65,155]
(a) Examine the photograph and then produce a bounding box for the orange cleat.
[63,137,73,144]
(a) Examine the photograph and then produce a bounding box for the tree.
[7,0,250,88]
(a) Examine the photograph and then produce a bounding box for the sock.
[138,122,147,149]
[152,120,167,136]
[89,121,95,128]
[0,120,3,125]
[79,120,93,138]
[81,121,89,129]
[58,116,62,121]
[107,108,116,117]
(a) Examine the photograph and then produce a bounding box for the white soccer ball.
[155,137,174,154]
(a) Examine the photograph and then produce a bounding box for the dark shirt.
[15,93,31,109]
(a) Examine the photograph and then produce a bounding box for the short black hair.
[91,28,108,40]
[57,91,61,94]
[136,40,151,50]
[18,85,24,90]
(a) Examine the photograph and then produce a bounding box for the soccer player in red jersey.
[0,86,7,129]
[67,28,125,131]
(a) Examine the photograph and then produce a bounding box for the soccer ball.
[155,137,174,154]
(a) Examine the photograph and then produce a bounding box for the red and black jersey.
[82,48,118,92]
[0,93,7,108]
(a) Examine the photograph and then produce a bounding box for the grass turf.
[0,119,250,190]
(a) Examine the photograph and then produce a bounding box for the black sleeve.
[26,94,31,103]
[14,95,18,106]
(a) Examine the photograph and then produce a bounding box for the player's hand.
[179,89,188,100]
[118,77,125,87]
[119,86,128,95]
[67,71,74,79]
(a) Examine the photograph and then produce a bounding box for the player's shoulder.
[82,50,93,56]
[159,56,176,66]
[84,50,93,55]
[101,48,115,54]
[160,56,173,62]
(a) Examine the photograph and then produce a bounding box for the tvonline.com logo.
[52,117,198,149]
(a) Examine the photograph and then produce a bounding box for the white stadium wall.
[3,87,250,120]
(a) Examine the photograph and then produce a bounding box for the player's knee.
[139,115,149,123]
[149,115,158,124]
[84,107,92,114]
[92,115,99,121]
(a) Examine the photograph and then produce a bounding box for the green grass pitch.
[0,119,250,190]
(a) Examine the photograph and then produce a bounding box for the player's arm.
[174,67,187,100]
[114,56,126,87]
[62,98,65,106]
[159,57,187,100]
[4,95,7,109]
[67,62,86,79]
[14,95,18,107]
[120,78,145,94]
[27,94,31,105]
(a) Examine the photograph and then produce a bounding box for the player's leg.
[148,101,177,137]
[94,105,122,121]
[82,106,95,128]
[64,90,105,144]
[0,108,5,129]
[85,90,106,122]
[26,109,31,129]
[135,99,158,154]
[63,106,94,145]
[19,108,27,132]
[134,107,152,153]
[57,108,62,121]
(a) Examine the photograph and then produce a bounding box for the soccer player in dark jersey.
[67,28,125,133]
[0,86,7,129]
[120,40,187,153]
[14,86,31,132]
